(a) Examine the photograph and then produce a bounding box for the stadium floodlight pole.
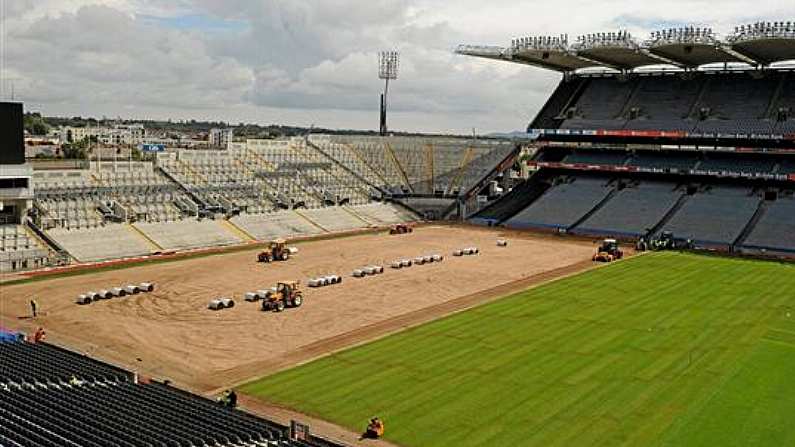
[378,50,399,136]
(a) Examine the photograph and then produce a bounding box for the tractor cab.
[652,231,675,250]
[599,239,620,254]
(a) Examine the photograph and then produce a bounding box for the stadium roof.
[456,22,795,72]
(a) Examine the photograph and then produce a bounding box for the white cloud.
[3,0,794,133]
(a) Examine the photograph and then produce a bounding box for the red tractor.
[389,223,413,235]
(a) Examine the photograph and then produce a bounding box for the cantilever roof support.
[719,45,761,67]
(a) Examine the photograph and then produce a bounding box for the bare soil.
[0,226,603,395]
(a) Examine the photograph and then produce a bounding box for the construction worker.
[360,417,385,440]
[227,389,238,409]
[31,327,46,343]
[30,298,38,318]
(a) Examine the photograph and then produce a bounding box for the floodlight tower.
[378,50,399,136]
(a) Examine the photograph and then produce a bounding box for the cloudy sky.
[2,1,793,133]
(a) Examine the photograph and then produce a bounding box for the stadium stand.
[311,135,516,198]
[471,175,552,225]
[742,191,795,254]
[134,220,242,251]
[777,157,795,174]
[0,225,50,272]
[347,202,417,226]
[658,185,762,248]
[505,176,614,230]
[18,135,523,266]
[698,153,778,175]
[575,180,685,238]
[0,341,131,385]
[559,77,635,130]
[230,210,325,240]
[0,337,339,447]
[299,207,368,232]
[47,225,152,262]
[626,151,699,171]
[563,149,629,166]
[459,24,795,258]
[528,72,794,134]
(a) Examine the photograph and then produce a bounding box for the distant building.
[62,124,146,146]
[209,128,233,149]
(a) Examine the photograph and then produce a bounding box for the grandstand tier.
[0,338,336,447]
[529,71,795,136]
[7,135,517,270]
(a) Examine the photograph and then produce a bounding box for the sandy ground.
[0,226,601,394]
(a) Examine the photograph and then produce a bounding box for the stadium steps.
[617,78,643,119]
[340,206,373,226]
[733,199,768,249]
[560,79,589,116]
[156,166,209,209]
[647,192,690,238]
[384,142,414,193]
[305,138,383,193]
[219,218,257,242]
[470,175,552,224]
[445,147,475,195]
[567,185,619,232]
[765,73,788,119]
[687,77,712,120]
[292,210,329,233]
[25,218,70,261]
[126,223,165,252]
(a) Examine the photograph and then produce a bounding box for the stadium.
[2,20,795,447]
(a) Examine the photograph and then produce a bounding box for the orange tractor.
[258,239,291,263]
[389,223,413,235]
[592,239,624,262]
[261,280,304,312]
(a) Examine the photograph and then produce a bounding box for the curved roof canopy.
[456,22,795,72]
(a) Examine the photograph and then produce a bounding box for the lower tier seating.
[658,186,761,247]
[742,194,795,253]
[575,181,683,237]
[505,177,612,230]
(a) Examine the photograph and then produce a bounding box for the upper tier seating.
[534,72,789,134]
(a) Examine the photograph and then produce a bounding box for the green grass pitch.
[241,252,795,446]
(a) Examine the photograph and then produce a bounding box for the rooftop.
[457,21,795,73]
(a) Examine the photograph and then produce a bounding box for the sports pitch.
[242,252,795,446]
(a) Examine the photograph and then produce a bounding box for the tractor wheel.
[275,301,286,312]
[282,252,290,261]
[293,295,303,307]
